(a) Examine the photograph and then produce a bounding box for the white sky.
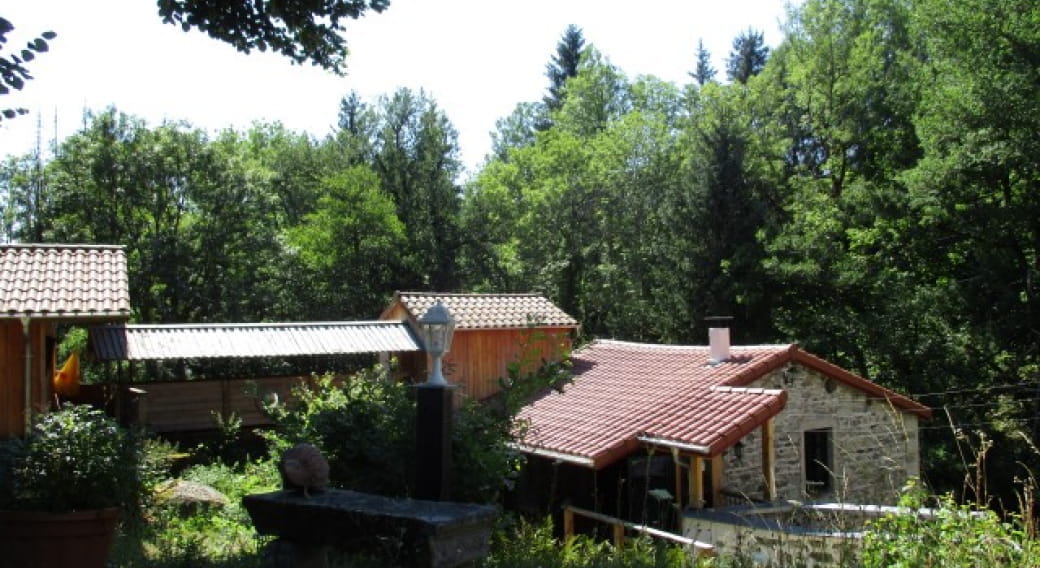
[0,0,792,177]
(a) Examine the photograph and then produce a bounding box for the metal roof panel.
[90,321,421,361]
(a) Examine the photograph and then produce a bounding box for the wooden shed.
[0,244,131,438]
[86,321,423,432]
[379,292,579,400]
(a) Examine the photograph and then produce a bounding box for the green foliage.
[157,0,390,74]
[861,481,1040,567]
[0,404,144,513]
[0,17,55,122]
[483,516,701,568]
[267,368,416,496]
[263,365,520,503]
[726,28,769,84]
[690,39,716,86]
[112,457,279,567]
[544,24,587,114]
[286,165,407,317]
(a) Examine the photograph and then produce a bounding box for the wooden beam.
[762,418,776,501]
[563,506,575,540]
[565,504,716,558]
[613,522,625,549]
[710,455,724,508]
[688,456,704,509]
[674,459,683,510]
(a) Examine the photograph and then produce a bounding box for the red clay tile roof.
[385,292,578,330]
[0,244,131,320]
[516,339,930,469]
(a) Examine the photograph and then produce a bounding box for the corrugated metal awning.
[89,321,421,361]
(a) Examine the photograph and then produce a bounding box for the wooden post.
[613,522,625,548]
[710,455,724,508]
[221,378,231,420]
[688,456,704,509]
[762,418,777,501]
[563,506,575,540]
[674,459,683,510]
[414,384,455,501]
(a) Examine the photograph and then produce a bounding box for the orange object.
[53,352,80,397]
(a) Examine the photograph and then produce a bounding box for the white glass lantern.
[418,301,455,385]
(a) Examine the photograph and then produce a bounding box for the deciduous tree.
[157,0,390,74]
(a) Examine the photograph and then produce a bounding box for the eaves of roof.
[383,291,579,330]
[722,344,933,420]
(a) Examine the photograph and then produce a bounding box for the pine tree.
[690,38,716,86]
[726,28,769,84]
[543,24,586,112]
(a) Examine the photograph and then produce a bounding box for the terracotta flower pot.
[0,507,120,568]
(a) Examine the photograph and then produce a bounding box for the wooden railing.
[562,505,715,558]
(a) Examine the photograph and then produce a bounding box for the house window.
[804,428,833,495]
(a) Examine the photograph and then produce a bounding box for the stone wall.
[721,363,920,504]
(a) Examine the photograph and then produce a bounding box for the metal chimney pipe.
[709,327,730,363]
[706,316,733,363]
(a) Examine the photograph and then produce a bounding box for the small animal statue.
[280,443,330,497]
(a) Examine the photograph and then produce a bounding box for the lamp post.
[418,301,455,386]
[415,301,456,501]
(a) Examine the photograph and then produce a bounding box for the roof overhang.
[89,321,421,361]
[724,345,932,420]
[1,313,130,323]
[509,443,596,468]
[636,437,712,456]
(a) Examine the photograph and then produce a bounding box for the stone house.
[513,326,931,530]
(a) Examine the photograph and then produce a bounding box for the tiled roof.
[89,321,421,361]
[0,244,131,320]
[385,292,579,330]
[516,341,788,468]
[516,339,930,469]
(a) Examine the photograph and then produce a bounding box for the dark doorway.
[804,428,833,495]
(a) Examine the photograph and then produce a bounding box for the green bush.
[111,458,280,567]
[263,369,416,496]
[0,403,144,513]
[482,516,701,568]
[263,365,521,503]
[862,480,1040,567]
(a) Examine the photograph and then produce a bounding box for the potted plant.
[0,403,143,568]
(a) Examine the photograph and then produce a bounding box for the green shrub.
[483,516,701,568]
[263,368,416,496]
[0,403,144,513]
[862,480,1040,567]
[263,365,521,503]
[111,458,280,566]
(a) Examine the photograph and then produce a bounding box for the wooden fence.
[78,375,315,433]
[563,505,715,558]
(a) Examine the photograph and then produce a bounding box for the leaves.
[0,18,55,123]
[157,0,391,74]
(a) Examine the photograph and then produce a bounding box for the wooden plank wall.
[0,320,25,438]
[0,320,51,439]
[133,375,313,433]
[444,327,573,400]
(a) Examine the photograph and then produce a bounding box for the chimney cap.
[704,315,733,326]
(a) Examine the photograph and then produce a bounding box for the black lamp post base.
[414,384,456,501]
